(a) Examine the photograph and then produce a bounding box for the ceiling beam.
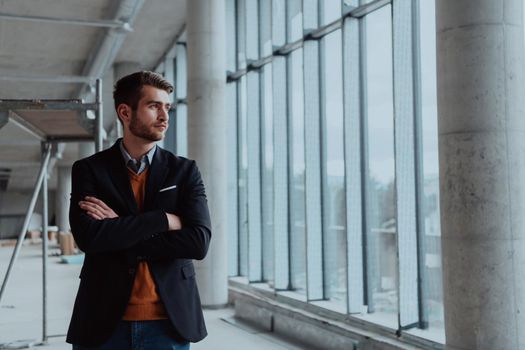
[0,12,132,31]
[78,0,145,98]
[0,100,98,111]
[0,74,95,84]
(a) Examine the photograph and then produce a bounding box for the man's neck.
[122,135,156,160]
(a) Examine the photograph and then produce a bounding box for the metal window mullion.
[303,39,324,301]
[359,13,373,312]
[272,56,290,290]
[412,0,428,329]
[319,35,330,301]
[342,15,365,314]
[41,143,49,342]
[392,0,420,330]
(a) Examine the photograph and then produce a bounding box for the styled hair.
[113,71,173,113]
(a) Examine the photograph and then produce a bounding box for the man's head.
[113,71,173,112]
[113,71,173,142]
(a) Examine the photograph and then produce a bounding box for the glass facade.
[230,0,443,344]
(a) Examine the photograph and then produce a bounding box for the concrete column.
[102,67,116,146]
[55,166,72,233]
[78,142,95,159]
[114,61,143,80]
[113,63,144,146]
[187,0,228,306]
[437,1,525,349]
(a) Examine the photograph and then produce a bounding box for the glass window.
[226,0,237,71]
[261,64,274,283]
[418,0,444,341]
[272,55,291,291]
[260,0,274,283]
[287,0,303,43]
[238,75,249,277]
[272,0,286,47]
[227,81,239,277]
[363,4,397,328]
[288,48,307,296]
[321,0,342,25]
[321,29,347,312]
[259,0,272,57]
[303,0,319,31]
[237,0,247,69]
[246,0,259,60]
[246,71,262,282]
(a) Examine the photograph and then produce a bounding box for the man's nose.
[158,107,169,121]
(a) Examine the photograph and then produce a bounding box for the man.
[66,71,211,349]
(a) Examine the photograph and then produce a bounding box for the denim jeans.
[72,319,190,350]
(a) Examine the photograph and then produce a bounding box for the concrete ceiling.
[0,0,187,191]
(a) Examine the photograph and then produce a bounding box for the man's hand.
[166,213,182,231]
[79,196,118,220]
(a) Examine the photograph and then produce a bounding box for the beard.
[129,111,164,142]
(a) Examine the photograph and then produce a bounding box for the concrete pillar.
[113,63,144,146]
[437,1,525,349]
[102,67,116,140]
[78,142,95,159]
[187,0,228,306]
[55,166,71,233]
[114,61,143,80]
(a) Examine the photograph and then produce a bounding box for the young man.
[66,71,211,349]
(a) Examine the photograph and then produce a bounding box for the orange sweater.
[122,167,167,320]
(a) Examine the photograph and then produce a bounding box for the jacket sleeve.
[138,161,212,261]
[69,159,169,254]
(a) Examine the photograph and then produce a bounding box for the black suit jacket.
[66,140,211,347]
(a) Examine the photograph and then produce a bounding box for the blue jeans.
[72,319,190,350]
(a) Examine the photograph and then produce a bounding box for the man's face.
[128,85,171,142]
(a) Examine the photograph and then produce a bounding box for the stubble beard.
[129,111,164,142]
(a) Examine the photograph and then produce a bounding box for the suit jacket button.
[128,268,135,275]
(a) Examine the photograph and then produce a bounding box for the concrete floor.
[0,240,305,350]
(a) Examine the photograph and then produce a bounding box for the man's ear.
[116,104,132,123]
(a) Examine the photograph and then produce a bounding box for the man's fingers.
[85,211,103,220]
[80,201,106,218]
[80,198,117,219]
[85,196,111,211]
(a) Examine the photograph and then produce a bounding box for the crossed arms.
[69,159,212,260]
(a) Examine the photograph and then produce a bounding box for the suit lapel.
[107,141,139,214]
[144,146,169,210]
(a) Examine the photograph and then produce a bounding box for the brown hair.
[113,71,173,113]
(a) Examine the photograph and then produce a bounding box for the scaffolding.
[0,79,103,348]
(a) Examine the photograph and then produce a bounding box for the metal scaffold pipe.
[0,143,52,305]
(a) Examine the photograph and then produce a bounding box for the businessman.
[66,71,211,349]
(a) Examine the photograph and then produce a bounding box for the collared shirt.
[119,140,156,175]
